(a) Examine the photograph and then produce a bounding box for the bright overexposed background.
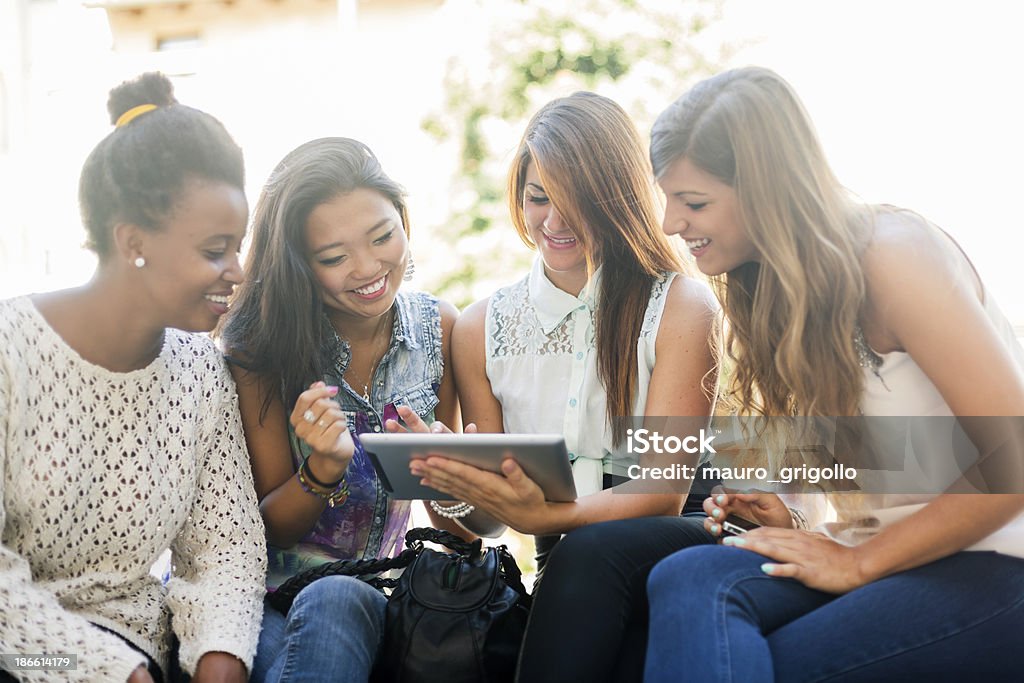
[2,0,1022,329]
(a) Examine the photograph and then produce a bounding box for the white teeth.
[546,232,576,245]
[686,238,711,249]
[354,276,387,295]
[205,294,230,304]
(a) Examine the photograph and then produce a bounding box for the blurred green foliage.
[421,0,730,308]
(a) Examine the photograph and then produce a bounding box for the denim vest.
[266,291,444,591]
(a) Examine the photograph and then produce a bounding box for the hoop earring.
[403,254,416,282]
[134,257,146,268]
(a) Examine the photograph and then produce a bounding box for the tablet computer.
[360,433,577,502]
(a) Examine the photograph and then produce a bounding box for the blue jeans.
[252,576,387,683]
[645,546,1024,682]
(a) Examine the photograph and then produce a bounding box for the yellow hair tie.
[115,104,159,128]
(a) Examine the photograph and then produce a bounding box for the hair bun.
[107,72,177,125]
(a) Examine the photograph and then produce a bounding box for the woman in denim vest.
[218,138,495,683]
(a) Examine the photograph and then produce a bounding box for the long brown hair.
[651,67,871,420]
[217,137,410,419]
[509,92,686,444]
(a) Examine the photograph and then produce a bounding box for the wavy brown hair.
[509,92,686,444]
[651,67,872,421]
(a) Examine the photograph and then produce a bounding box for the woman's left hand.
[411,455,553,535]
[723,527,869,594]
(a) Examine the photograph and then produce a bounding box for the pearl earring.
[134,257,146,268]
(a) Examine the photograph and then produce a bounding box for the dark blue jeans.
[645,546,1024,682]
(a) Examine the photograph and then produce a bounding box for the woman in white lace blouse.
[0,73,266,683]
[399,92,721,682]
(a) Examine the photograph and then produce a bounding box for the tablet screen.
[360,433,577,502]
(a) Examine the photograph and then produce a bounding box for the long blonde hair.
[509,92,686,444]
[652,67,871,420]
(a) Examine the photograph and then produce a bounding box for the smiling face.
[522,160,589,292]
[133,179,247,332]
[305,187,408,326]
[658,156,759,276]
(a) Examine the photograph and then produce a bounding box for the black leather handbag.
[267,528,532,683]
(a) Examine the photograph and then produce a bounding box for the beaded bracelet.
[297,455,350,508]
[429,500,475,519]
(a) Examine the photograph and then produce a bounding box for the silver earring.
[403,254,416,282]
[134,257,146,268]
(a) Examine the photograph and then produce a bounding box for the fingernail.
[723,537,745,546]
[710,524,720,535]
[761,563,776,574]
[715,495,726,505]
[326,385,339,395]
[431,422,443,433]
[712,509,721,519]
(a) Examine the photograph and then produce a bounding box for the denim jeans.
[252,576,387,683]
[645,546,1024,682]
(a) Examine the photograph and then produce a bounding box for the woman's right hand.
[290,382,355,481]
[703,486,793,538]
[128,665,155,683]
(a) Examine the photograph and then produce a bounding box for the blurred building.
[0,0,457,296]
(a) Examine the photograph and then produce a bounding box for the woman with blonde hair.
[644,66,1024,681]
[400,91,720,683]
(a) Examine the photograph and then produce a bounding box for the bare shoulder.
[452,296,490,342]
[436,298,460,331]
[658,274,720,339]
[862,208,984,348]
[862,209,977,297]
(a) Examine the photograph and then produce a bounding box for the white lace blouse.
[0,296,267,682]
[485,259,678,496]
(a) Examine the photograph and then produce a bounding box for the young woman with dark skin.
[0,73,265,683]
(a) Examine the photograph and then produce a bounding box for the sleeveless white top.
[485,259,678,497]
[822,287,1024,557]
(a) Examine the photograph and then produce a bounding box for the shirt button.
[373,425,381,432]
[568,452,575,459]
[576,352,583,360]
[375,517,383,524]
[569,398,577,408]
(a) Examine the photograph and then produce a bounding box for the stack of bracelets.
[297,455,350,508]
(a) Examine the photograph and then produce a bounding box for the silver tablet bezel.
[360,432,577,502]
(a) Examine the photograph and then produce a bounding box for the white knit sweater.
[0,296,266,682]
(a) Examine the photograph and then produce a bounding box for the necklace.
[342,310,394,404]
[349,354,383,404]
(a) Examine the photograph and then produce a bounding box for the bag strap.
[404,526,482,555]
[267,546,419,614]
